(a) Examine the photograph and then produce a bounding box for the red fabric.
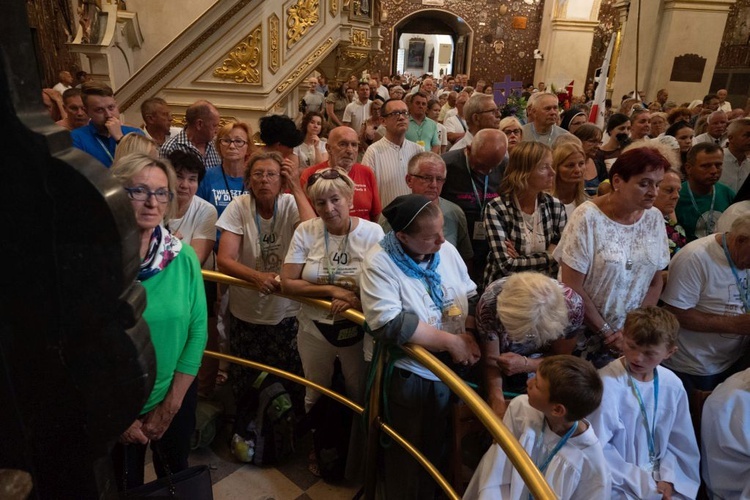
[300,161,382,221]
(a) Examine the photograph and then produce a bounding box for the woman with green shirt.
[111,153,208,490]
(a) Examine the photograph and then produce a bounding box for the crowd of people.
[51,69,750,499]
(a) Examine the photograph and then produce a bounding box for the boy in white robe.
[464,355,611,500]
[589,306,700,500]
[701,367,750,500]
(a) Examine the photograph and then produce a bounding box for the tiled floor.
[144,382,362,500]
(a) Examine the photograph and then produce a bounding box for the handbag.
[312,318,365,347]
[123,465,213,499]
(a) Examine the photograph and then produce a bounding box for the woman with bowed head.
[215,152,315,404]
[259,114,304,175]
[294,111,328,168]
[281,168,384,411]
[552,142,588,219]
[110,154,207,489]
[653,167,687,258]
[573,123,609,197]
[477,272,584,417]
[554,147,671,368]
[360,194,480,499]
[482,141,567,288]
[499,116,523,154]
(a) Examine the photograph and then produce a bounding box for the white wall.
[398,33,453,77]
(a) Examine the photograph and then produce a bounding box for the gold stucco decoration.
[287,0,319,49]
[330,0,338,17]
[277,37,334,93]
[350,29,369,47]
[269,14,280,74]
[213,25,263,84]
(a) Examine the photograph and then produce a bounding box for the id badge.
[650,459,661,481]
[473,221,487,240]
[416,140,426,150]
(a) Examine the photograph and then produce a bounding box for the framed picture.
[407,39,425,68]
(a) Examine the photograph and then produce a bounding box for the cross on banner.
[494,75,524,105]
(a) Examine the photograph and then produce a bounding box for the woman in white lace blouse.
[554,146,671,368]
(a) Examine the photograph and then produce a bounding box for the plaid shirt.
[160,129,222,169]
[482,192,567,288]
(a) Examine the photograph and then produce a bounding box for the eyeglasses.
[503,128,522,136]
[251,171,280,180]
[307,169,343,187]
[476,108,500,115]
[220,138,248,147]
[124,186,173,203]
[382,110,409,118]
[410,174,446,184]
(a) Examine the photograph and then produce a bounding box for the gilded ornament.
[269,14,280,74]
[213,25,263,84]
[330,0,337,16]
[277,37,334,93]
[350,29,368,48]
[287,0,320,49]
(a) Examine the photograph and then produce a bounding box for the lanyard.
[253,198,278,267]
[94,136,115,164]
[528,419,578,500]
[465,152,489,214]
[324,219,351,285]
[221,167,235,203]
[686,185,716,233]
[626,364,659,468]
[722,233,750,313]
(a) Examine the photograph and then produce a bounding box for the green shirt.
[406,116,440,151]
[675,181,735,242]
[141,244,207,413]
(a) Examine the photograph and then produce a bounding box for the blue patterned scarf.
[380,231,443,310]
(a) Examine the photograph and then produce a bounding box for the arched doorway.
[391,9,473,78]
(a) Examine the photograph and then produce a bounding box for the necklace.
[605,195,639,270]
[324,219,352,284]
[686,184,716,236]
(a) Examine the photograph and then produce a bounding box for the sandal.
[216,370,228,386]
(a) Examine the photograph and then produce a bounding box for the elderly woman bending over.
[111,153,207,489]
[476,272,584,417]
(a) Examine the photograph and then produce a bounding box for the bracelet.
[597,323,614,338]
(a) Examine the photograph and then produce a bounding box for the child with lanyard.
[588,307,700,500]
[465,355,610,500]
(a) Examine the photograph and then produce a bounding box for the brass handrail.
[202,270,555,500]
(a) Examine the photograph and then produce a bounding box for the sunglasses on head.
[307,169,342,187]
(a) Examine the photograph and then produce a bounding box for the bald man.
[161,100,222,168]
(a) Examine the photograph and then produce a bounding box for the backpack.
[231,371,295,466]
[308,367,352,481]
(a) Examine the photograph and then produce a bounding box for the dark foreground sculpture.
[0,3,156,498]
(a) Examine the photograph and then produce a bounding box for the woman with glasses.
[552,142,588,220]
[482,141,567,288]
[572,123,608,197]
[498,116,523,153]
[216,152,315,405]
[281,168,384,413]
[554,147,670,368]
[294,111,328,168]
[110,153,207,489]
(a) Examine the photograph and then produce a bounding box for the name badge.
[473,221,487,240]
[416,140,426,150]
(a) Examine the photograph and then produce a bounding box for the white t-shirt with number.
[284,217,384,343]
[216,193,301,324]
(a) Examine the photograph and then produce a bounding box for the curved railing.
[201,270,555,500]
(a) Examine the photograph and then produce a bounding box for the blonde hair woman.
[498,116,523,153]
[113,132,158,164]
[552,142,588,219]
[482,141,567,287]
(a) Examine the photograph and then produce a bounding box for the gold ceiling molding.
[213,25,263,84]
[119,0,253,112]
[287,0,320,49]
[350,28,368,47]
[330,0,338,17]
[269,14,280,74]
[276,37,334,93]
[341,48,368,61]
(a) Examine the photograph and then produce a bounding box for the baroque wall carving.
[287,0,320,49]
[717,0,750,68]
[350,28,369,47]
[330,0,338,17]
[269,14,280,74]
[277,37,334,92]
[372,0,546,85]
[213,25,263,84]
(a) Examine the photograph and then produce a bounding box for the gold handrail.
[202,270,555,500]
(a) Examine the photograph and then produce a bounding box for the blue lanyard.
[323,219,351,285]
[722,233,750,313]
[626,364,659,467]
[464,153,489,214]
[94,136,114,163]
[528,419,578,500]
[686,185,716,234]
[253,198,277,267]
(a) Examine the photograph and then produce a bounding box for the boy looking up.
[589,307,700,500]
[464,355,610,500]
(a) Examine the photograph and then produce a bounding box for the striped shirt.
[361,136,423,207]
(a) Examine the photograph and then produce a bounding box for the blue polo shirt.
[406,116,440,151]
[71,123,143,167]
